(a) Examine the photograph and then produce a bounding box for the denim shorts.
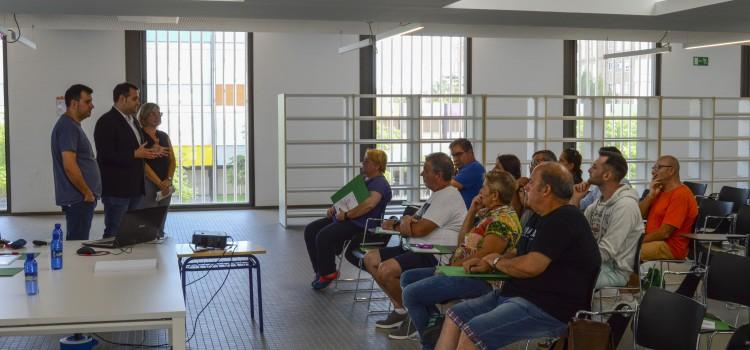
[447,290,567,350]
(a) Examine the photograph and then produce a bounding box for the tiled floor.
[0,209,745,349]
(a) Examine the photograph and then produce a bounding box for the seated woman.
[492,153,522,215]
[559,148,584,184]
[395,171,522,347]
[304,149,392,290]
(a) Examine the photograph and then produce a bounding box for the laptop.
[83,206,168,249]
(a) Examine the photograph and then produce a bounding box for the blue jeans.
[447,290,567,350]
[102,195,143,237]
[401,267,493,349]
[61,200,97,240]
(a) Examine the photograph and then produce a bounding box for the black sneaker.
[388,316,417,340]
[375,310,407,329]
[421,314,445,346]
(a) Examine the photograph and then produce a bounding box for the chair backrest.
[735,204,750,236]
[636,287,706,350]
[694,197,734,232]
[718,186,750,213]
[632,233,646,274]
[684,181,708,197]
[707,251,750,307]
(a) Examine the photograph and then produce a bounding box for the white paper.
[156,186,174,202]
[701,319,715,330]
[0,255,19,265]
[333,192,358,213]
[410,246,440,254]
[374,227,400,235]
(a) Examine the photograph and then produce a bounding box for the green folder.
[436,265,511,280]
[330,175,369,209]
[0,267,23,277]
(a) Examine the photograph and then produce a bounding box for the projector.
[191,231,228,249]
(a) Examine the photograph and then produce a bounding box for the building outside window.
[146,31,249,205]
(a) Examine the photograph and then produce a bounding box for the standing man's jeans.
[401,267,493,349]
[61,200,97,240]
[102,195,144,238]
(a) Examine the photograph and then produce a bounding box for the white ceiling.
[0,0,749,42]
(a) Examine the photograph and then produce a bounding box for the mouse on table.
[76,246,97,255]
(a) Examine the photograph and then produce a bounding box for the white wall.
[253,33,359,206]
[661,43,740,97]
[7,30,125,213]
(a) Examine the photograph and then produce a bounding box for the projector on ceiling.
[0,28,36,50]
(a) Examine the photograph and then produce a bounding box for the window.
[146,31,249,205]
[375,36,467,200]
[0,42,6,211]
[577,40,655,183]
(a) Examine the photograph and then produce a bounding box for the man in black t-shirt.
[436,162,601,350]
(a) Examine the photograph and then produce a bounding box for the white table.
[0,239,186,350]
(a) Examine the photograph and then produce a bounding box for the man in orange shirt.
[639,156,698,260]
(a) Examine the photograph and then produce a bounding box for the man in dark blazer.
[94,82,167,238]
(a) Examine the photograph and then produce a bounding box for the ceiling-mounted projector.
[0,28,37,50]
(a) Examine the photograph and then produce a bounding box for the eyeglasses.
[651,165,673,171]
[451,151,465,158]
[152,111,163,116]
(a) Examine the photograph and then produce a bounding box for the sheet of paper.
[410,246,440,254]
[156,186,174,202]
[374,227,400,235]
[333,192,358,213]
[701,319,715,330]
[0,255,19,266]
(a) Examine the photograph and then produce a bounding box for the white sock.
[394,308,407,315]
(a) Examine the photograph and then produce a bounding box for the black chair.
[735,205,750,256]
[577,287,706,350]
[685,181,709,197]
[637,287,706,350]
[718,186,750,213]
[694,197,735,234]
[703,251,750,349]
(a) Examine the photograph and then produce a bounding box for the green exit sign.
[693,57,709,66]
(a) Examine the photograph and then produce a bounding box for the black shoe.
[421,314,445,346]
[388,316,417,340]
[375,310,407,329]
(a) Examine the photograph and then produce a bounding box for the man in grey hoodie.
[574,151,644,288]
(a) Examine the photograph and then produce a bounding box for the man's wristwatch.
[491,256,502,271]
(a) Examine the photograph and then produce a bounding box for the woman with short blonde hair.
[304,148,393,289]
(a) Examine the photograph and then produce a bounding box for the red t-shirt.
[645,184,699,259]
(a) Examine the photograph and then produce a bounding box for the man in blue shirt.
[449,138,485,208]
[51,84,102,240]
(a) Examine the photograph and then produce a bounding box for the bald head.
[659,155,680,173]
[535,162,574,200]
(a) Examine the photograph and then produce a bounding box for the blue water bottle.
[24,253,38,295]
[51,223,63,270]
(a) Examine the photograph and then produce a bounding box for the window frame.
[139,30,254,209]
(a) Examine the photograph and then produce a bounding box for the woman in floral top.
[392,171,522,346]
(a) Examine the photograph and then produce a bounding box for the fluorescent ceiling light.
[684,40,750,50]
[338,37,373,54]
[603,45,671,59]
[117,16,180,24]
[0,28,36,50]
[338,23,424,54]
[376,23,424,41]
[444,0,731,16]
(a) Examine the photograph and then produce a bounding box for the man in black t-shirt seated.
[435,162,602,350]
